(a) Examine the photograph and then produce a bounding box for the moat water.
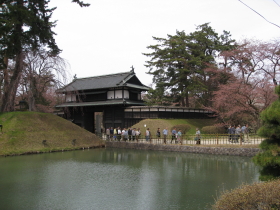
[0,148,260,210]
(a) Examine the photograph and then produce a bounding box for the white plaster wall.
[124,90,129,99]
[107,91,115,99]
[66,94,76,102]
[107,90,129,99]
[115,90,122,98]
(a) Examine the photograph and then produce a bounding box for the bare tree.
[18,48,70,112]
[258,39,280,85]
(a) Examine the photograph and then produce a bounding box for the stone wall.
[105,142,261,157]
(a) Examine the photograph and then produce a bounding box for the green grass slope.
[0,112,104,156]
[131,118,216,135]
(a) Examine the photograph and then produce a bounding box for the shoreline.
[105,141,261,156]
[0,144,106,157]
[0,142,261,157]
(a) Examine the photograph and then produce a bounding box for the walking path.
[102,135,264,146]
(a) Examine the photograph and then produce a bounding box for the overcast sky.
[49,0,280,86]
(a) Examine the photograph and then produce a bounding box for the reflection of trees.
[0,149,260,210]
[101,149,259,187]
[100,149,259,208]
[24,148,258,184]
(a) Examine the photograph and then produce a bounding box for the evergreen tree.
[253,85,280,181]
[0,0,89,112]
[143,23,235,107]
[144,85,172,106]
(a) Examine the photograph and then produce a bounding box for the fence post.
[216,134,219,145]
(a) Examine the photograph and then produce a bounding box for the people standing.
[177,129,182,145]
[124,128,128,141]
[113,128,117,141]
[145,128,150,142]
[241,125,246,142]
[235,125,241,143]
[110,127,113,141]
[163,127,168,144]
[171,128,177,144]
[230,126,236,143]
[132,128,136,141]
[156,128,161,143]
[122,128,128,141]
[121,128,125,141]
[106,128,110,140]
[228,126,232,142]
[195,128,201,145]
[128,128,132,141]
[136,128,141,142]
[244,124,250,142]
[117,127,122,141]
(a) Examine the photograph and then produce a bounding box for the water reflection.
[0,148,259,210]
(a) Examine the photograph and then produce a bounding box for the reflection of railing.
[100,134,264,145]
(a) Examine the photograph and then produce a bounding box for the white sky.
[49,0,280,86]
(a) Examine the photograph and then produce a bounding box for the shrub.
[171,124,191,134]
[201,126,225,134]
[212,179,280,210]
[254,85,280,181]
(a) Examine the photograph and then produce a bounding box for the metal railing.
[100,133,264,145]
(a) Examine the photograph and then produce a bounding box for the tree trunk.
[28,95,36,111]
[1,0,24,112]
[273,78,277,86]
[181,97,185,107]
[1,57,9,104]
[185,92,189,107]
[28,77,37,111]
[1,52,23,112]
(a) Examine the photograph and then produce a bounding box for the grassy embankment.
[0,111,104,156]
[0,112,259,156]
[132,118,213,135]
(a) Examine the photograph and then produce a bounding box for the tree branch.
[71,0,90,7]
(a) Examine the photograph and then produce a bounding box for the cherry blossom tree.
[209,39,279,128]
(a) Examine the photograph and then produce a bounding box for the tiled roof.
[57,70,149,92]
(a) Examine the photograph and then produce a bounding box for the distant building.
[56,69,214,134]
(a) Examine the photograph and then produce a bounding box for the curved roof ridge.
[76,71,132,80]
